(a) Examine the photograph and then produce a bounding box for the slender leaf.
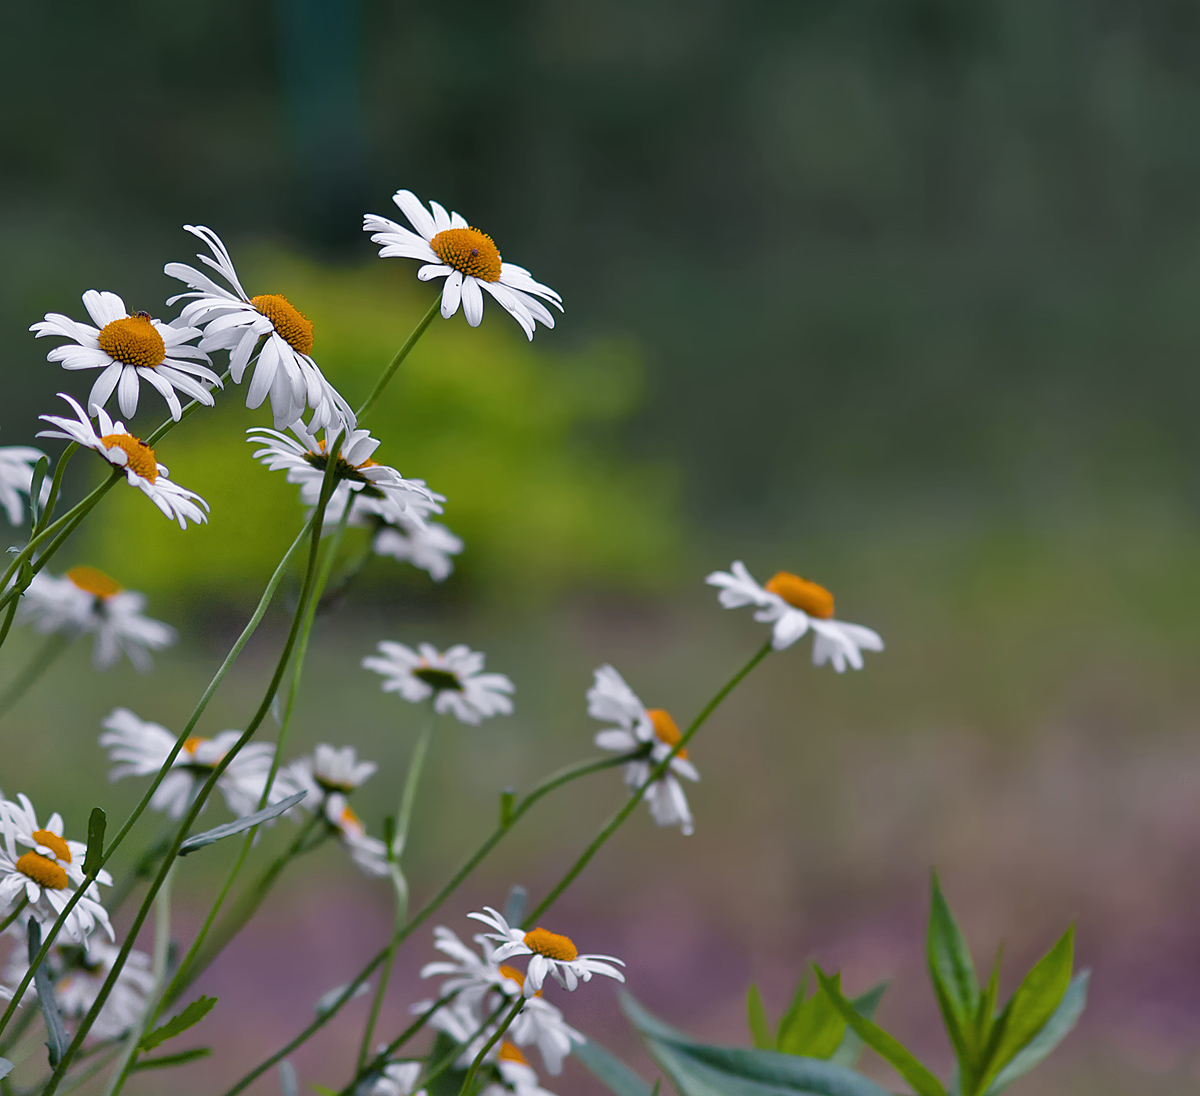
[975,946,1003,1049]
[131,1048,212,1071]
[928,875,980,1070]
[574,1036,656,1096]
[777,973,845,1059]
[27,920,68,1067]
[983,971,1088,1096]
[83,807,106,876]
[179,792,305,854]
[425,1031,468,1096]
[278,1059,299,1096]
[828,982,888,1068]
[814,968,948,1096]
[139,995,217,1051]
[311,1087,338,1096]
[313,980,370,1015]
[0,1057,12,1079]
[28,456,48,526]
[776,971,811,1049]
[747,984,773,1049]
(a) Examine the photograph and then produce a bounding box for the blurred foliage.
[81,251,677,600]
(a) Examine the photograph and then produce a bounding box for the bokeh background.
[3,1,1200,1093]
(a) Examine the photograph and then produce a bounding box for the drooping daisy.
[481,1044,559,1096]
[499,969,584,1076]
[283,744,377,808]
[363,642,514,725]
[3,938,154,1040]
[706,561,884,671]
[0,794,112,944]
[364,190,563,341]
[373,520,463,582]
[37,394,208,529]
[99,709,291,820]
[0,446,51,526]
[365,1062,426,1096]
[324,794,388,877]
[588,665,700,836]
[468,907,624,996]
[165,225,353,431]
[31,291,220,422]
[19,567,175,671]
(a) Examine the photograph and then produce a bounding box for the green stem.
[355,295,441,421]
[523,640,772,926]
[0,897,28,936]
[414,997,509,1094]
[345,993,458,1095]
[32,444,78,538]
[0,632,72,720]
[457,996,524,1096]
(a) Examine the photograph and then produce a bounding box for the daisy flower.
[373,519,463,582]
[419,926,512,1008]
[37,394,208,529]
[365,1062,426,1096]
[363,642,514,725]
[706,561,884,671]
[0,794,112,944]
[3,938,154,1040]
[364,190,563,341]
[30,290,219,422]
[0,446,51,525]
[283,744,377,808]
[324,794,388,877]
[165,225,352,431]
[482,1044,559,1096]
[410,996,496,1068]
[588,665,700,835]
[99,709,291,820]
[19,567,175,671]
[468,907,624,996]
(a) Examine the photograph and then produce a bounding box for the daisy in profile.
[364,190,562,340]
[588,665,699,836]
[19,567,175,671]
[31,290,219,421]
[283,744,377,808]
[3,937,154,1040]
[365,1062,426,1096]
[373,519,463,582]
[324,793,388,877]
[469,907,624,995]
[706,561,883,671]
[0,794,113,944]
[37,394,208,529]
[165,225,352,431]
[363,642,514,725]
[99,709,291,819]
[0,446,50,525]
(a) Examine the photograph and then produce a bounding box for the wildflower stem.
[0,632,72,720]
[32,443,78,537]
[355,295,441,421]
[457,996,525,1096]
[522,639,774,926]
[0,897,29,936]
[345,993,458,1095]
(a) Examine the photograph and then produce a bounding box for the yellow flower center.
[182,737,212,763]
[522,927,578,962]
[765,571,835,619]
[498,963,541,997]
[251,293,314,356]
[16,852,68,890]
[338,805,365,837]
[31,830,71,863]
[647,708,688,760]
[430,227,502,283]
[99,433,158,482]
[498,1041,527,1065]
[97,313,166,369]
[302,441,382,488]
[67,566,122,600]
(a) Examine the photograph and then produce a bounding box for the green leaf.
[777,973,845,1059]
[27,920,68,1067]
[425,1031,469,1096]
[813,968,948,1096]
[574,1036,657,1096]
[139,995,217,1051]
[982,970,1088,1096]
[776,970,811,1049]
[311,1087,338,1096]
[747,983,774,1049]
[829,982,888,1068]
[83,807,106,876]
[179,792,305,854]
[28,455,48,526]
[976,926,1074,1093]
[130,1048,212,1071]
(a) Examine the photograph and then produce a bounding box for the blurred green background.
[3,1,1200,1094]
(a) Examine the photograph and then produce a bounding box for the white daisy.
[706,561,884,671]
[500,971,584,1076]
[19,567,175,671]
[482,1044,559,1096]
[468,908,624,996]
[30,291,220,422]
[0,446,51,526]
[3,938,154,1040]
[247,423,442,529]
[364,190,563,341]
[283,744,377,808]
[165,225,353,431]
[588,665,700,836]
[0,794,112,944]
[99,709,291,820]
[362,642,514,725]
[324,794,388,877]
[373,520,463,582]
[37,394,209,529]
[366,1062,426,1096]
[419,926,512,1008]
[410,996,496,1068]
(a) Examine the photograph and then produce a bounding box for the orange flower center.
[16,852,68,890]
[338,805,365,837]
[67,566,122,600]
[647,708,688,759]
[251,293,314,356]
[182,736,207,756]
[499,963,541,997]
[522,927,578,962]
[31,830,71,863]
[99,433,158,482]
[765,571,835,618]
[498,1041,527,1065]
[429,227,502,283]
[97,314,166,369]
